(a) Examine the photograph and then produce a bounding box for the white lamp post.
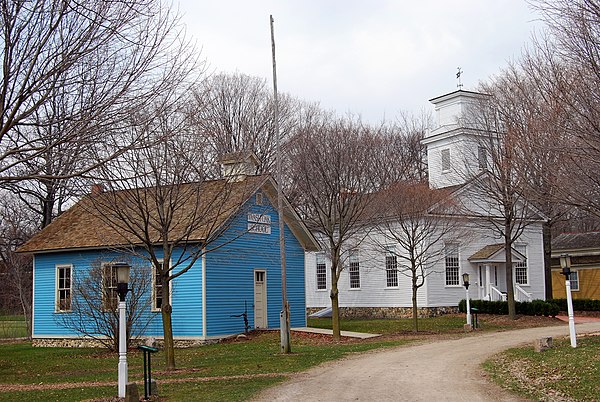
[462,272,471,326]
[559,254,577,348]
[114,262,131,397]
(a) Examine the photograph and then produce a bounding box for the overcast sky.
[176,0,543,123]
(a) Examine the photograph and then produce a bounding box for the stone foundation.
[32,338,106,348]
[307,306,459,319]
[32,337,219,348]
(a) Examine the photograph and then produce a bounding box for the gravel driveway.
[253,322,600,402]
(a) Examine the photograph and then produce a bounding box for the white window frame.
[514,244,529,285]
[441,148,451,172]
[569,271,579,291]
[152,260,172,312]
[316,253,327,291]
[385,247,398,288]
[348,250,360,289]
[101,263,118,312]
[445,244,460,287]
[55,264,72,312]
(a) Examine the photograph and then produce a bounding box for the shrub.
[549,298,600,312]
[459,299,559,317]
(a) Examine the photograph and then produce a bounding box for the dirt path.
[253,322,600,402]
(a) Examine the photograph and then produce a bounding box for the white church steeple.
[422,90,490,189]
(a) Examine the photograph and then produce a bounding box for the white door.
[254,270,267,328]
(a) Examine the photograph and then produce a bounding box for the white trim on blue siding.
[32,255,36,336]
[253,269,268,328]
[202,251,207,338]
[152,259,172,312]
[55,264,73,312]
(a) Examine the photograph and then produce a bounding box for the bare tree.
[523,0,600,214]
[0,192,37,336]
[372,181,461,331]
[385,111,431,181]
[480,62,573,299]
[2,93,84,227]
[470,0,600,300]
[86,97,260,369]
[462,94,545,319]
[0,0,201,183]
[286,115,397,339]
[189,72,298,175]
[57,260,154,350]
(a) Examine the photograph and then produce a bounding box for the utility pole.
[270,14,291,353]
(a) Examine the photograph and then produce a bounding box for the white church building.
[305,90,547,318]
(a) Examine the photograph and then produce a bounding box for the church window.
[445,244,460,286]
[441,149,451,172]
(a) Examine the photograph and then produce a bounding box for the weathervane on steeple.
[456,67,463,89]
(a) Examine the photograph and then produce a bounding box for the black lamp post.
[559,254,577,347]
[113,262,131,397]
[462,272,471,326]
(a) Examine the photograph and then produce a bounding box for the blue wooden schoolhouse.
[18,154,318,345]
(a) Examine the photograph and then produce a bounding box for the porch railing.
[515,284,533,302]
[490,286,507,301]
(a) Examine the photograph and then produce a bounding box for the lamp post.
[559,254,577,348]
[114,262,131,397]
[462,272,471,327]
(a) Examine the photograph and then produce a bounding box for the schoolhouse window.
[514,244,528,285]
[445,244,460,286]
[349,250,360,289]
[316,253,327,290]
[385,247,398,288]
[102,264,118,311]
[153,261,167,311]
[441,148,451,172]
[256,193,264,205]
[56,265,72,311]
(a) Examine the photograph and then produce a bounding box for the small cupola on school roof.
[219,150,261,182]
[422,90,490,189]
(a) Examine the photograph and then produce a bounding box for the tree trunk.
[412,274,418,332]
[543,222,553,300]
[505,228,516,319]
[161,278,176,370]
[41,181,56,228]
[330,262,341,340]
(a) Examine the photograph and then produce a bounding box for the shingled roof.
[552,232,600,251]
[468,244,505,261]
[18,175,319,253]
[468,243,526,263]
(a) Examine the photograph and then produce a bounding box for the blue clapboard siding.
[32,188,306,339]
[205,193,306,337]
[33,248,203,338]
[33,250,155,337]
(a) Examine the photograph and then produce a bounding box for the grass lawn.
[0,331,406,401]
[0,314,563,401]
[307,315,467,334]
[306,313,552,334]
[0,315,27,339]
[483,335,600,401]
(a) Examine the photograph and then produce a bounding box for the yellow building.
[551,232,600,300]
